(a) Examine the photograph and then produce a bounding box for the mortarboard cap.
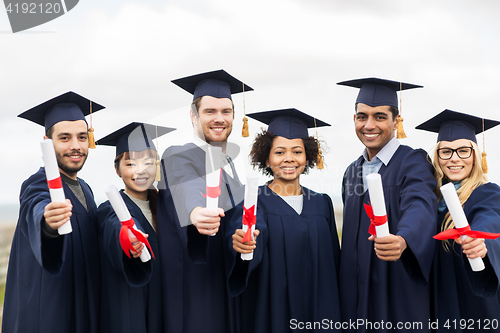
[172,69,253,101]
[246,108,330,139]
[18,91,105,132]
[97,122,176,157]
[337,77,422,108]
[415,109,500,143]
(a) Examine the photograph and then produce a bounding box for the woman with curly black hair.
[226,109,341,332]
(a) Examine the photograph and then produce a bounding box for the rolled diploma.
[205,146,222,236]
[40,139,72,235]
[366,173,390,238]
[241,173,259,261]
[440,182,484,271]
[105,185,151,262]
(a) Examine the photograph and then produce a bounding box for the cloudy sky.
[1,0,500,220]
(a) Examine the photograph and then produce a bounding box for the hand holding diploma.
[435,182,500,271]
[204,145,223,236]
[364,173,390,238]
[105,185,154,262]
[41,139,72,235]
[241,173,259,260]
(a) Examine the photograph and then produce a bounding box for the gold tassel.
[155,126,161,181]
[317,147,324,169]
[396,117,407,139]
[88,127,96,148]
[481,151,488,174]
[242,116,249,137]
[88,101,96,148]
[155,159,161,181]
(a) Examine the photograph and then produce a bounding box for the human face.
[44,120,89,180]
[438,139,474,182]
[116,150,156,201]
[267,136,306,184]
[191,95,234,143]
[354,103,397,161]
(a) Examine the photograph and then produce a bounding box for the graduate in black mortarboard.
[225,108,342,332]
[2,92,105,333]
[337,78,437,333]
[417,110,500,332]
[156,70,252,333]
[96,122,175,333]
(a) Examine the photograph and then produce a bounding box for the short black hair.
[250,130,321,176]
[355,103,399,120]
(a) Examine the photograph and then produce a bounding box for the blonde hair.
[431,140,488,250]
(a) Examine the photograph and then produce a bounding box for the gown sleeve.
[97,199,152,287]
[19,169,65,275]
[462,183,500,297]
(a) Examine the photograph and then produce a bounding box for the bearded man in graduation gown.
[157,70,251,333]
[2,92,104,333]
[337,78,437,333]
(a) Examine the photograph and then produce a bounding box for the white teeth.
[281,167,296,170]
[449,166,463,170]
[365,134,378,138]
[211,127,224,133]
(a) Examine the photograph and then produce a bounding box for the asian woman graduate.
[226,109,341,332]
[417,110,500,332]
[96,122,175,333]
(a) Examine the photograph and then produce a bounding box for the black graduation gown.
[156,143,243,333]
[431,183,500,332]
[340,145,437,332]
[2,167,101,333]
[226,185,341,333]
[97,191,162,333]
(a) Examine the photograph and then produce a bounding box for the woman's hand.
[232,229,260,254]
[457,236,487,259]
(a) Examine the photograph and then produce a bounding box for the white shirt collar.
[191,135,234,178]
[362,137,400,166]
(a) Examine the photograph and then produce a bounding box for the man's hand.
[190,207,225,235]
[232,229,260,254]
[43,199,72,230]
[457,236,487,259]
[369,234,407,261]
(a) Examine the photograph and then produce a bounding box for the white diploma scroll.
[241,173,259,261]
[205,145,222,236]
[40,139,72,235]
[366,173,390,238]
[105,185,151,262]
[440,182,485,271]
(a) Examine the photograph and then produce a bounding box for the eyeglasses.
[437,146,473,160]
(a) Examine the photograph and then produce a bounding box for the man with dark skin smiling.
[337,78,437,333]
[2,92,104,333]
[156,70,252,333]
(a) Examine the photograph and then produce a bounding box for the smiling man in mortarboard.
[337,78,437,333]
[156,70,252,333]
[2,92,104,333]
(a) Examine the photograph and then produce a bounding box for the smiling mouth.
[363,133,380,138]
[66,154,84,161]
[210,127,225,133]
[448,166,464,171]
[133,177,149,185]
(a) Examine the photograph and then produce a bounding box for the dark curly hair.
[250,130,321,176]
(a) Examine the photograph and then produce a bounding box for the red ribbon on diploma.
[242,205,256,244]
[203,169,222,199]
[433,225,500,240]
[47,177,63,189]
[364,203,388,236]
[119,218,155,259]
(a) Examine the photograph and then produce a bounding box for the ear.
[353,113,356,122]
[393,114,400,131]
[115,165,122,178]
[190,108,198,125]
[266,159,270,167]
[43,135,49,140]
